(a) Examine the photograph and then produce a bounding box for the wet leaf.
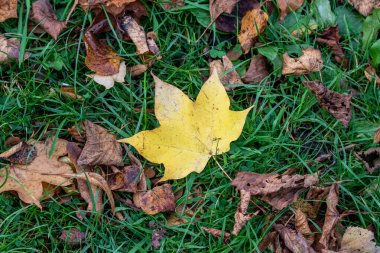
[277,0,304,22]
[242,54,270,83]
[282,48,323,75]
[84,32,121,76]
[354,147,380,174]
[0,0,17,22]
[59,228,87,246]
[0,139,73,209]
[30,0,66,40]
[209,55,243,90]
[0,35,31,63]
[348,0,379,17]
[119,72,252,181]
[232,190,258,235]
[133,184,176,215]
[202,227,231,243]
[231,171,318,210]
[77,121,123,166]
[317,26,347,66]
[274,224,315,253]
[238,8,268,54]
[303,81,352,127]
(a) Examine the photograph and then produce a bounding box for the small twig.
[212,156,232,181]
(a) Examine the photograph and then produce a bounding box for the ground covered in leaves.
[0,0,380,252]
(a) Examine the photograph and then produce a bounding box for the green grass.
[1,0,379,252]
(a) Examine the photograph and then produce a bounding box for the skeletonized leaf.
[231,171,318,210]
[30,0,66,40]
[119,72,252,181]
[304,81,352,127]
[238,8,268,54]
[78,121,123,166]
[282,48,323,75]
[0,0,18,22]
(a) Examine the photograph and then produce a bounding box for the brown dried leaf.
[79,0,137,15]
[89,61,126,89]
[0,0,17,22]
[242,54,270,83]
[5,136,21,147]
[109,153,143,192]
[147,32,160,56]
[202,227,231,243]
[304,186,330,219]
[338,227,379,253]
[133,184,176,215]
[77,121,123,166]
[238,8,268,54]
[84,32,121,76]
[0,139,73,209]
[209,56,243,90]
[354,147,380,174]
[59,87,84,101]
[59,228,87,246]
[128,64,147,77]
[374,128,380,143]
[121,16,149,55]
[0,35,31,62]
[282,48,323,75]
[209,0,237,21]
[67,142,103,213]
[364,65,380,86]
[348,0,379,16]
[226,45,243,61]
[152,228,168,249]
[232,190,258,235]
[304,81,352,127]
[0,142,37,165]
[67,125,86,143]
[161,0,185,10]
[277,0,304,22]
[318,183,340,250]
[231,171,318,210]
[274,224,316,253]
[295,208,315,246]
[317,26,347,67]
[30,0,66,40]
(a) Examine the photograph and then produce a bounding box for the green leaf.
[190,9,210,28]
[43,52,65,71]
[370,39,380,67]
[363,9,380,49]
[313,0,336,27]
[257,46,279,61]
[336,6,363,36]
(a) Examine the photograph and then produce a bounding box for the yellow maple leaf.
[119,71,252,181]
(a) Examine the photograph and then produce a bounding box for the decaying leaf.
[295,208,315,246]
[67,125,86,143]
[231,171,318,210]
[79,0,137,14]
[238,8,268,54]
[77,121,123,166]
[30,0,66,40]
[0,142,37,164]
[374,128,380,143]
[338,226,379,253]
[232,190,258,235]
[274,224,315,253]
[5,136,21,147]
[0,35,31,63]
[121,16,149,55]
[152,228,168,249]
[108,153,143,192]
[209,56,243,90]
[364,65,380,86]
[202,227,231,243]
[354,147,380,174]
[67,142,103,213]
[84,32,121,76]
[128,64,147,77]
[278,0,304,22]
[59,87,84,101]
[89,61,126,89]
[133,184,176,215]
[209,0,237,21]
[242,55,270,83]
[282,48,323,75]
[318,183,340,250]
[119,72,252,181]
[59,228,87,246]
[0,139,73,209]
[161,0,185,10]
[304,186,330,219]
[317,26,347,66]
[0,0,18,22]
[304,81,352,127]
[348,0,379,17]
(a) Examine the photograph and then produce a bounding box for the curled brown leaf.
[282,48,323,75]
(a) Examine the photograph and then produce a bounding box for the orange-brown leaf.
[0,0,18,22]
